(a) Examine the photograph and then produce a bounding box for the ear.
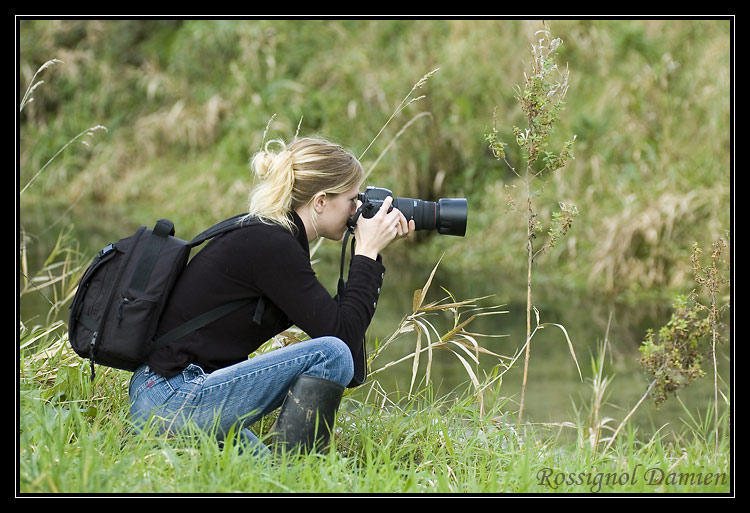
[312,192,327,214]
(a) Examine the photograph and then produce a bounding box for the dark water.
[344,252,730,441]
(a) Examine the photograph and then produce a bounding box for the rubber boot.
[273,374,345,454]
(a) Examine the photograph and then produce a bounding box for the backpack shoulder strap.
[188,214,258,247]
[151,298,250,351]
[149,214,261,351]
[129,219,175,291]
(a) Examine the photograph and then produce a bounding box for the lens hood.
[436,198,468,236]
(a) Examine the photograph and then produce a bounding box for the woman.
[128,136,414,456]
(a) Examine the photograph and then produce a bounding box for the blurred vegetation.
[19,19,732,311]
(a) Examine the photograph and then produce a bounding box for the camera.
[353,186,467,237]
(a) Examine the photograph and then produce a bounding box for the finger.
[388,216,400,237]
[398,213,408,234]
[393,214,409,238]
[387,203,406,226]
[375,196,394,218]
[391,211,405,233]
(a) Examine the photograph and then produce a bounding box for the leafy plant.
[604,236,729,453]
[639,295,710,406]
[485,23,580,421]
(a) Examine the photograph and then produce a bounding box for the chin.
[321,230,344,242]
[320,221,350,242]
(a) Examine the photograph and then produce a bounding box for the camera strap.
[337,206,365,300]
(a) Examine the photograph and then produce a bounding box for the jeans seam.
[201,350,323,395]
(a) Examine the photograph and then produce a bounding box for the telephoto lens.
[356,186,468,237]
[392,197,467,236]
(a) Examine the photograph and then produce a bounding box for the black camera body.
[354,186,467,237]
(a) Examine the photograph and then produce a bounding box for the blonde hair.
[246,136,364,233]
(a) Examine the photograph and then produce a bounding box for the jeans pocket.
[131,370,176,416]
[173,364,205,401]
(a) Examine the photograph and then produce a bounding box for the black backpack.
[68,214,258,378]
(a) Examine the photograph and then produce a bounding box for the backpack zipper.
[89,331,98,381]
[117,297,130,326]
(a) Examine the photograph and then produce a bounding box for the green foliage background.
[16,20,733,494]
[19,18,732,307]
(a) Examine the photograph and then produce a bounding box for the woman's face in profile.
[316,185,360,241]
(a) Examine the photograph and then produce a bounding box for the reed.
[569,314,616,453]
[359,67,440,167]
[19,58,63,113]
[366,256,509,414]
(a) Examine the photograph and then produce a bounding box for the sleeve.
[252,231,385,386]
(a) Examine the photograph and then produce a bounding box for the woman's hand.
[354,196,416,260]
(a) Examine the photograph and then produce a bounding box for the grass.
[17,235,732,495]
[17,264,731,495]
[16,221,731,495]
[18,224,731,494]
[18,334,731,494]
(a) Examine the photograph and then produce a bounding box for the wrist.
[354,245,379,260]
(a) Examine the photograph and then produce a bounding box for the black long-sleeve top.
[146,212,384,387]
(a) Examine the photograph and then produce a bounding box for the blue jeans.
[128,336,354,457]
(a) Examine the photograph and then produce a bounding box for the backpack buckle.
[97,243,116,259]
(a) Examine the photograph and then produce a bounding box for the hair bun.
[252,138,293,181]
[251,150,275,179]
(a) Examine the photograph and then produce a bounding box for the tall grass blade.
[537,320,582,381]
[359,68,439,162]
[413,254,443,312]
[20,125,107,195]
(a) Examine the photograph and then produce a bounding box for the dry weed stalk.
[690,236,729,454]
[20,58,108,196]
[20,125,108,196]
[486,24,579,422]
[360,68,440,178]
